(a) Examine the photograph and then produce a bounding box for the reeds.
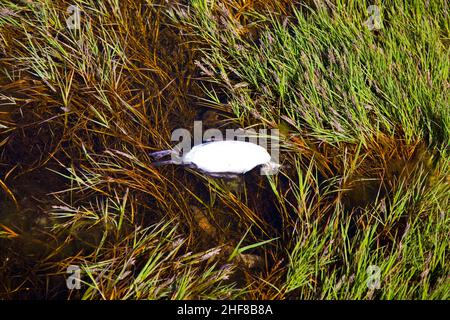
[0,0,448,299]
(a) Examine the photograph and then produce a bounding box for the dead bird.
[149,140,280,178]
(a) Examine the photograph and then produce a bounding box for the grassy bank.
[0,0,448,299]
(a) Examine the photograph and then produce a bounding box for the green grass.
[0,0,448,299]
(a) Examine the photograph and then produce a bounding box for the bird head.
[260,161,282,176]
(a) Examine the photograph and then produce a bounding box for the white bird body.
[150,140,279,177]
[182,140,272,174]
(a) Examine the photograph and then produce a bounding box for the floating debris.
[150,140,280,178]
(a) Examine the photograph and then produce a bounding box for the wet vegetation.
[0,0,448,299]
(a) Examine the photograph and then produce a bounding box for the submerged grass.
[0,0,448,299]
